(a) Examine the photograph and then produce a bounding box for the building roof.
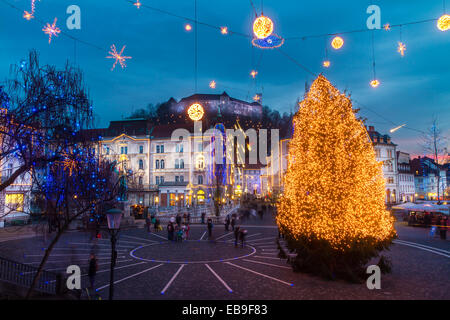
[176,91,261,107]
[367,126,396,146]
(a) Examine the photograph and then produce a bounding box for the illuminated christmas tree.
[277,75,396,281]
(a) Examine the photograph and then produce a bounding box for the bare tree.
[422,119,448,203]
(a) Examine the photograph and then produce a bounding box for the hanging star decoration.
[370,79,380,88]
[397,42,406,56]
[23,0,39,20]
[250,70,258,78]
[221,27,228,35]
[253,94,261,102]
[106,45,132,71]
[209,80,216,89]
[42,18,61,44]
[134,0,142,9]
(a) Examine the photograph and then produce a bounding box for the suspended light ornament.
[383,23,391,31]
[23,11,33,20]
[323,60,330,68]
[133,0,141,9]
[397,42,406,56]
[370,79,380,88]
[253,94,261,102]
[187,103,204,121]
[209,80,216,89]
[437,14,450,31]
[42,18,61,44]
[331,36,344,49]
[106,44,132,71]
[221,27,228,35]
[250,70,258,78]
[252,34,284,49]
[185,24,192,31]
[253,15,274,39]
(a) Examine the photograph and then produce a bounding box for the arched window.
[155,160,159,169]
[175,159,179,169]
[161,160,165,169]
[180,159,184,169]
[139,159,144,170]
[156,145,160,153]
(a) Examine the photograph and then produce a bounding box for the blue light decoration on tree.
[252,34,284,49]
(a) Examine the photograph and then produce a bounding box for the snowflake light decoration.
[383,23,391,31]
[221,27,228,35]
[397,42,406,56]
[106,45,132,71]
[134,0,141,9]
[250,70,258,78]
[23,0,39,20]
[370,79,380,88]
[42,18,61,44]
[209,80,216,89]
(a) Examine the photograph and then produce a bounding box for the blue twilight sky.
[1,0,449,155]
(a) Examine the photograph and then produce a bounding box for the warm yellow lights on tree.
[437,14,450,31]
[253,15,274,39]
[331,36,344,49]
[187,103,204,121]
[276,75,395,279]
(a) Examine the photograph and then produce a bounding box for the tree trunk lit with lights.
[277,75,396,281]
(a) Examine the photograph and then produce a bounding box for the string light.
[209,80,216,89]
[253,15,274,39]
[323,60,330,68]
[185,23,192,31]
[331,36,344,50]
[437,14,450,31]
[383,23,391,31]
[221,26,228,35]
[397,42,406,56]
[277,75,396,251]
[42,18,61,44]
[106,44,132,71]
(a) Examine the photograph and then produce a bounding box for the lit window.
[5,194,24,211]
[139,145,144,154]
[161,160,165,169]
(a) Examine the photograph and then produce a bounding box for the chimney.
[369,126,375,132]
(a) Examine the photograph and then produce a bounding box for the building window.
[5,193,24,211]
[180,144,183,153]
[139,159,144,170]
[180,176,184,182]
[138,177,143,185]
[155,160,159,169]
[180,159,184,169]
[156,176,160,185]
[161,160,165,169]
[175,159,179,169]
[121,146,128,154]
[375,149,380,158]
[198,175,203,184]
[161,145,164,153]
[160,176,164,184]
[139,145,144,154]
[198,143,203,152]
[156,145,160,153]
[105,147,110,155]
[7,163,13,178]
[175,176,179,183]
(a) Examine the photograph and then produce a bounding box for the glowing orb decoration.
[252,34,284,49]
[185,24,192,31]
[397,42,406,56]
[323,60,331,68]
[253,15,274,39]
[370,79,380,88]
[250,70,258,78]
[331,36,344,50]
[437,14,450,31]
[187,103,204,121]
[42,18,61,44]
[221,27,228,35]
[209,80,216,89]
[383,23,391,31]
[106,44,132,71]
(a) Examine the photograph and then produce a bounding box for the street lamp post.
[106,207,123,300]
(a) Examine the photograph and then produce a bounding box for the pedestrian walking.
[234,226,240,247]
[201,212,206,224]
[439,216,448,240]
[184,223,190,240]
[187,212,191,224]
[88,254,98,289]
[239,229,247,247]
[145,216,151,233]
[207,218,214,239]
[176,213,182,226]
[167,222,175,241]
[230,216,236,231]
[225,215,230,231]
